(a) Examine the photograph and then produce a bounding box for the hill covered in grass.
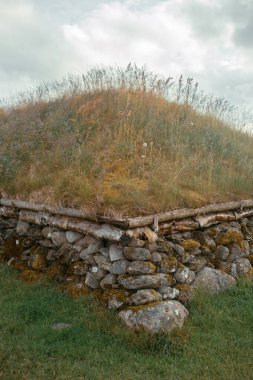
[0,66,253,216]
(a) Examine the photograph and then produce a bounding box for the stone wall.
[1,200,253,333]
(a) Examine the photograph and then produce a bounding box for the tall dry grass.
[0,65,253,215]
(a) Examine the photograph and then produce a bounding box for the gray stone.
[73,235,99,252]
[16,221,30,236]
[187,256,207,272]
[173,244,185,256]
[89,266,106,280]
[109,260,129,275]
[51,231,68,247]
[124,247,151,261]
[80,241,103,260]
[39,239,56,248]
[85,272,100,289]
[100,273,117,289]
[66,231,83,244]
[150,251,162,263]
[127,261,156,275]
[127,289,161,306]
[174,266,195,284]
[109,244,124,261]
[158,286,180,300]
[215,245,229,261]
[94,254,111,271]
[192,266,236,294]
[117,274,173,289]
[119,300,189,334]
[236,258,252,277]
[42,226,56,239]
[128,239,145,248]
[230,243,241,255]
[100,247,110,258]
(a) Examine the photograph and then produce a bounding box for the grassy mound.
[0,265,252,380]
[0,66,253,215]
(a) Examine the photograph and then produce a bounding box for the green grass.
[0,265,252,380]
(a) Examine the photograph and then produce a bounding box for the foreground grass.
[1,66,253,215]
[0,265,252,380]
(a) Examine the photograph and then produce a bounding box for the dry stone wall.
[1,199,253,333]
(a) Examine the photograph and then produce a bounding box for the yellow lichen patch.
[12,261,28,272]
[160,257,178,273]
[96,289,129,307]
[59,281,89,298]
[46,263,66,280]
[245,268,253,281]
[67,261,88,276]
[127,301,161,312]
[216,261,231,274]
[216,230,244,246]
[248,255,253,265]
[19,269,43,283]
[175,284,194,305]
[181,239,200,251]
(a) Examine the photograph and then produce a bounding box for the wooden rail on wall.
[1,198,253,228]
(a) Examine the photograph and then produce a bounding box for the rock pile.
[1,205,253,334]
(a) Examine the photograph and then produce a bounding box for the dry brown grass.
[0,66,253,216]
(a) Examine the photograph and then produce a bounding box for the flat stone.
[174,265,195,284]
[66,231,83,244]
[89,266,106,280]
[128,239,145,248]
[109,260,129,275]
[85,272,100,289]
[127,289,161,305]
[117,273,173,289]
[192,266,236,294]
[127,261,156,275]
[16,221,30,236]
[51,231,68,247]
[39,239,56,248]
[100,273,117,289]
[109,244,124,261]
[51,322,72,330]
[119,300,189,334]
[124,247,151,261]
[158,286,179,300]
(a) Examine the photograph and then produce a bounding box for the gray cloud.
[0,0,252,117]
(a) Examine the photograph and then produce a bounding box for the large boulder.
[119,300,188,334]
[192,266,236,294]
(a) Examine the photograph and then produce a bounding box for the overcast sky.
[0,0,253,112]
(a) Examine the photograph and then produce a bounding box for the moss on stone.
[47,263,66,280]
[59,281,89,298]
[19,269,43,283]
[95,289,129,307]
[216,230,244,246]
[181,239,200,251]
[175,284,194,305]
